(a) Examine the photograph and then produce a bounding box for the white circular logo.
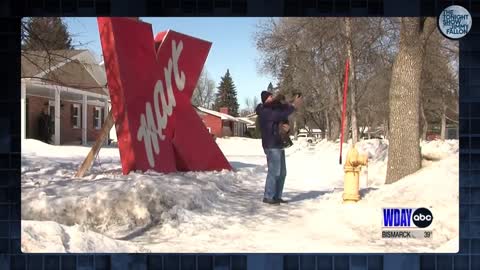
[438,5,472,39]
[413,213,432,221]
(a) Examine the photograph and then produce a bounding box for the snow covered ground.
[21,137,459,253]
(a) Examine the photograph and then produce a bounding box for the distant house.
[21,50,110,145]
[242,112,258,132]
[195,107,248,138]
[236,117,256,131]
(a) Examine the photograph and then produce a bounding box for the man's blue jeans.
[264,148,287,200]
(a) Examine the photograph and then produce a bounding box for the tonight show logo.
[438,5,472,40]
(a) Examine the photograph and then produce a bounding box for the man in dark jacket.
[256,91,303,204]
[37,108,52,143]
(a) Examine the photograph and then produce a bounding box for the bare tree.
[243,96,260,116]
[255,18,397,142]
[420,29,458,141]
[191,68,216,109]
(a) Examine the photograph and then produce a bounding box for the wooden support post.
[82,95,87,145]
[75,110,114,178]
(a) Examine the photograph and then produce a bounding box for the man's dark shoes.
[276,198,289,204]
[263,198,280,205]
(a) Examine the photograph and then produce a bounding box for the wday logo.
[382,208,433,229]
[438,5,472,40]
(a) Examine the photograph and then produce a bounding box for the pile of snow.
[421,139,459,161]
[22,220,148,253]
[23,165,239,240]
[21,138,458,253]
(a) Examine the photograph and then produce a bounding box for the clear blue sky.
[63,17,275,109]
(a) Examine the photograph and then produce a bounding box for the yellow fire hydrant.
[343,144,368,203]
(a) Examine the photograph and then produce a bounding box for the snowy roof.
[196,107,238,121]
[21,50,87,77]
[299,128,322,133]
[236,117,255,125]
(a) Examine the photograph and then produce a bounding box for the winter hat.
[261,91,272,104]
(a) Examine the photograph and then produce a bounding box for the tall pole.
[339,59,349,164]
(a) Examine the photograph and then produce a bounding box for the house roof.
[21,50,86,77]
[195,107,238,121]
[21,50,107,96]
[236,117,255,125]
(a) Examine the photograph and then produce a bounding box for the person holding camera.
[270,93,295,148]
[255,91,303,205]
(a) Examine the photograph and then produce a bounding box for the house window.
[207,127,211,133]
[94,107,102,130]
[72,104,81,128]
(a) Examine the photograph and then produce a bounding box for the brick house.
[21,50,110,145]
[195,107,247,138]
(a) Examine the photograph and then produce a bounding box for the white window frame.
[207,127,212,133]
[94,106,102,130]
[72,104,81,129]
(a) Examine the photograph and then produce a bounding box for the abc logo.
[412,208,433,228]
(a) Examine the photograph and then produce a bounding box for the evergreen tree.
[267,82,274,93]
[213,69,240,116]
[22,18,73,50]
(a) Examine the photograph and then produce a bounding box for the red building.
[195,107,248,138]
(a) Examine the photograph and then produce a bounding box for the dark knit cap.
[261,91,272,104]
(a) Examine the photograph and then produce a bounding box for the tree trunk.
[441,96,447,141]
[385,18,436,184]
[336,76,345,143]
[384,118,389,140]
[345,18,358,145]
[343,115,349,143]
[331,116,341,142]
[348,98,358,141]
[325,110,330,140]
[420,101,428,140]
[366,113,371,139]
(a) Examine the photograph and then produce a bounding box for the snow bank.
[22,220,148,253]
[22,169,242,239]
[421,139,459,161]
